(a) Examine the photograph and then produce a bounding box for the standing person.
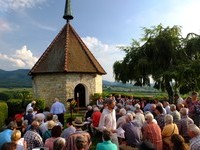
[98,99,119,149]
[26,100,36,115]
[50,98,66,126]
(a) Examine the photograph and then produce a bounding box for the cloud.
[31,21,57,31]
[0,45,38,70]
[82,37,125,81]
[0,0,46,12]
[135,0,200,37]
[0,38,125,82]
[0,20,11,32]
[165,0,200,36]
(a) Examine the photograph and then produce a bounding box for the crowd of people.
[0,92,200,150]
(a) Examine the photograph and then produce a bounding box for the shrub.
[35,98,46,110]
[6,98,46,117]
[0,92,11,101]
[0,101,8,129]
[6,99,23,117]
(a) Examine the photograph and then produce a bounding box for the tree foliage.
[113,24,200,102]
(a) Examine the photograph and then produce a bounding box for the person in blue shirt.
[50,98,66,126]
[96,129,117,150]
[0,121,17,149]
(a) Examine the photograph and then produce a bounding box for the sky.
[1,0,200,81]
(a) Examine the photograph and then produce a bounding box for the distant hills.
[0,69,32,88]
[0,69,157,93]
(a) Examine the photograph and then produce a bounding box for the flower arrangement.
[70,99,77,110]
[67,99,77,118]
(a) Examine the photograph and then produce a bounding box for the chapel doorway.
[74,84,86,107]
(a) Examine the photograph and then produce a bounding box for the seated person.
[96,129,117,150]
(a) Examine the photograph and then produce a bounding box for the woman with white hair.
[162,114,179,150]
[143,113,162,150]
[52,115,63,129]
[188,124,200,150]
[162,114,179,137]
[178,108,194,142]
[116,108,127,128]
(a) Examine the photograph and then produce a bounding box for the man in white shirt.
[50,98,66,126]
[98,99,119,149]
[26,100,36,115]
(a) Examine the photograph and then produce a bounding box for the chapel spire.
[63,0,73,23]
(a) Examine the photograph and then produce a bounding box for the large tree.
[113,24,200,103]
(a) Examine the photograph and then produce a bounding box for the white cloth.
[98,108,116,131]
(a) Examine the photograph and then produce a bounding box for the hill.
[103,80,159,93]
[0,69,32,88]
[0,69,158,94]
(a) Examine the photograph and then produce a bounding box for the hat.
[47,120,56,129]
[72,117,84,127]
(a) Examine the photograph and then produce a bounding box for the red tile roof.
[29,23,106,75]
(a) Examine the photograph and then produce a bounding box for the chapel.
[29,0,106,106]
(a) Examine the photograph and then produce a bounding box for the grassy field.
[0,87,32,92]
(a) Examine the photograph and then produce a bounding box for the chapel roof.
[29,23,106,75]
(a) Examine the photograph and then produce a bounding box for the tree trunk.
[165,81,174,103]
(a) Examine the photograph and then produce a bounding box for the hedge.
[0,101,8,129]
[7,98,46,117]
